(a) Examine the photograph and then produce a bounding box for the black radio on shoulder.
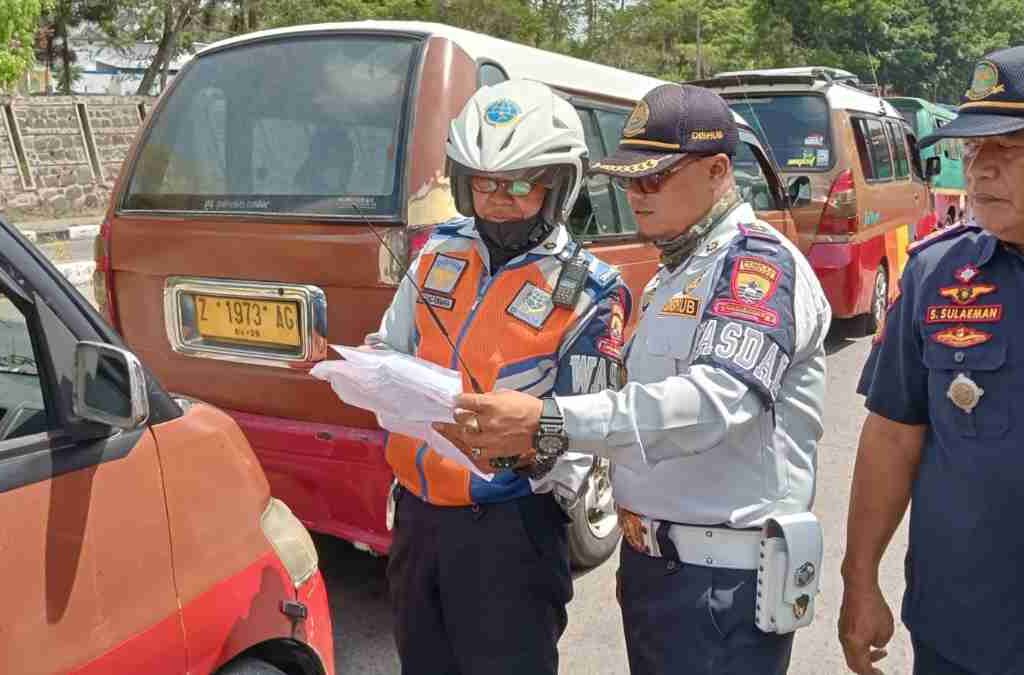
[553,248,589,308]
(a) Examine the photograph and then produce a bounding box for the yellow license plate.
[193,295,301,347]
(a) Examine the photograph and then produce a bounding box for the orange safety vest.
[384,223,621,506]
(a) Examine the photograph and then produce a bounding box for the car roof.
[195,20,668,103]
[692,67,902,119]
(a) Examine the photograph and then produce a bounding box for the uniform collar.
[457,219,571,259]
[692,202,755,259]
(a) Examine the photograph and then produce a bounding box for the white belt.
[642,517,762,570]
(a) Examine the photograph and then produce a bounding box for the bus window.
[124,36,418,217]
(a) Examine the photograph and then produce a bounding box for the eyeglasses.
[470,175,539,197]
[611,159,694,194]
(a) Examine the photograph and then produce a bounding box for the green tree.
[0,0,50,89]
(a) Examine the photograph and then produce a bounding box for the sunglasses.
[470,175,541,197]
[611,158,695,194]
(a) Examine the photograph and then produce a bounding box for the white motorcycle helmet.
[446,79,589,225]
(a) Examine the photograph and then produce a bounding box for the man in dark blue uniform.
[841,45,1024,675]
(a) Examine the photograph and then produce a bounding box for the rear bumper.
[807,242,872,319]
[227,409,393,554]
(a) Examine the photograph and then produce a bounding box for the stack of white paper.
[310,346,492,479]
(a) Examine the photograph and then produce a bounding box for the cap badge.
[947,373,984,414]
[623,101,650,138]
[485,99,522,126]
[965,61,1006,101]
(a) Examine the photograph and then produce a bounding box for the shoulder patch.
[908,223,980,256]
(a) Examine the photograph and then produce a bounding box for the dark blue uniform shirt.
[858,224,1024,674]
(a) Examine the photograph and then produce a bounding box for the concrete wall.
[0,95,151,219]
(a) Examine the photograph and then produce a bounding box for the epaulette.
[907,223,981,255]
[737,221,780,242]
[584,252,621,289]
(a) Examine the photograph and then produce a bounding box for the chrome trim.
[73,341,150,429]
[164,277,328,369]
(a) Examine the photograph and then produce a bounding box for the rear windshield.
[728,95,831,171]
[123,35,419,217]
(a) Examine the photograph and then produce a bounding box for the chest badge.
[954,264,981,284]
[424,254,468,295]
[931,325,992,348]
[948,373,985,414]
[507,282,555,329]
[939,283,997,305]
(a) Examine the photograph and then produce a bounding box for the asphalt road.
[316,330,914,675]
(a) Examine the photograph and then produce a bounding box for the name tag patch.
[419,291,455,310]
[660,293,701,318]
[925,304,1002,324]
[507,282,555,329]
[424,255,467,294]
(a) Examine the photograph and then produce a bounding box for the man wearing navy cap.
[436,83,832,674]
[841,45,1024,675]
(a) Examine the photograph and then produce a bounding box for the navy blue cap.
[920,45,1024,148]
[589,83,739,178]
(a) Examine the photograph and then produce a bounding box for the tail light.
[818,169,858,235]
[92,220,120,331]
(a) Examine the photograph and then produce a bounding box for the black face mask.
[476,216,553,272]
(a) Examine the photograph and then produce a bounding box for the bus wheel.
[568,458,620,569]
[865,263,889,336]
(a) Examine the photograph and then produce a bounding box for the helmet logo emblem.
[623,101,650,138]
[966,61,1006,101]
[485,99,522,126]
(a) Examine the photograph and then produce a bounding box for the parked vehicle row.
[86,23,953,575]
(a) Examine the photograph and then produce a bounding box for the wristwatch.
[533,397,568,460]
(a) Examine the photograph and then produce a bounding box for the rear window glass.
[728,95,831,170]
[123,36,418,216]
[885,121,910,178]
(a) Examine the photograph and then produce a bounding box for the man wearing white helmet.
[365,79,631,674]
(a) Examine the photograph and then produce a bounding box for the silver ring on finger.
[471,447,482,459]
[465,415,481,433]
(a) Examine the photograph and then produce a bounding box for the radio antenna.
[352,204,483,394]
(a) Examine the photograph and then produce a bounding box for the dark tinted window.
[852,117,894,181]
[478,62,508,87]
[885,121,910,178]
[568,106,637,238]
[125,36,418,216]
[729,95,831,170]
[0,291,50,441]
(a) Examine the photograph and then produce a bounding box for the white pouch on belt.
[755,512,823,634]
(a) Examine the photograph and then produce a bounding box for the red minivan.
[97,21,799,568]
[0,216,333,674]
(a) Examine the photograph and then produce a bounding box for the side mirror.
[925,156,942,179]
[73,341,149,429]
[786,176,812,208]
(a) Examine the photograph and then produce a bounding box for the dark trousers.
[913,637,978,675]
[386,487,573,675]
[617,542,794,675]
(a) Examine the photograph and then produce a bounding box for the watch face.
[538,435,565,455]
